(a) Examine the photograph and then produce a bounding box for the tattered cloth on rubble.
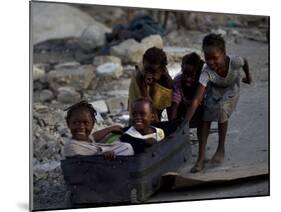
[106,14,164,44]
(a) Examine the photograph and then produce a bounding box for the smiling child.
[120,98,165,154]
[63,100,134,159]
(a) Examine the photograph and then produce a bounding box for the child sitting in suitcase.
[120,98,165,154]
[63,100,134,160]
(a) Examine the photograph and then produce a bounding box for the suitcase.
[61,120,191,205]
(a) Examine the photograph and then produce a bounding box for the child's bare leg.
[211,121,228,164]
[191,121,211,173]
[196,122,202,142]
[196,122,210,162]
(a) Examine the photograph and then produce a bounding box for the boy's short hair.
[131,97,154,112]
[64,100,97,122]
[143,47,168,68]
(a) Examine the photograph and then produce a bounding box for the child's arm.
[170,86,182,120]
[160,72,173,89]
[241,58,252,84]
[185,84,205,122]
[144,138,157,146]
[135,66,148,97]
[93,125,123,142]
[103,151,116,160]
[170,102,179,120]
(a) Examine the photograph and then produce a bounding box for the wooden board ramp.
[161,163,269,190]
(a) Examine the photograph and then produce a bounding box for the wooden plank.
[162,163,268,189]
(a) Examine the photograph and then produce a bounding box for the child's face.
[181,64,197,87]
[131,102,154,132]
[143,62,162,85]
[204,47,225,73]
[67,109,94,141]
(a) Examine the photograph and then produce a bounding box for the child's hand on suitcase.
[103,151,116,160]
[145,138,157,145]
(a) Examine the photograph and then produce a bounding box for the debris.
[33,65,46,80]
[93,55,121,67]
[110,39,145,64]
[39,89,54,102]
[47,64,95,91]
[96,62,123,79]
[57,86,81,104]
[79,23,111,52]
[90,100,109,114]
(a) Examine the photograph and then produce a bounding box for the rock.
[57,86,81,104]
[79,23,111,52]
[163,29,191,46]
[36,110,65,127]
[96,63,123,79]
[123,65,135,78]
[77,5,125,26]
[54,61,80,70]
[39,89,54,102]
[164,46,202,63]
[32,2,102,44]
[229,29,241,37]
[106,96,128,114]
[110,39,145,64]
[57,126,69,137]
[35,63,52,73]
[141,34,163,50]
[33,82,43,92]
[90,100,109,114]
[95,78,131,93]
[245,30,267,42]
[33,132,62,163]
[229,29,243,44]
[211,28,227,37]
[34,104,49,113]
[74,49,97,64]
[34,161,61,174]
[33,65,45,80]
[93,56,121,67]
[106,90,128,97]
[109,35,163,64]
[47,64,95,91]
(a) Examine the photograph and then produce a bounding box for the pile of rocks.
[33,162,67,210]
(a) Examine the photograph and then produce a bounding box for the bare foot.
[210,152,225,165]
[190,161,204,173]
[204,158,210,164]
